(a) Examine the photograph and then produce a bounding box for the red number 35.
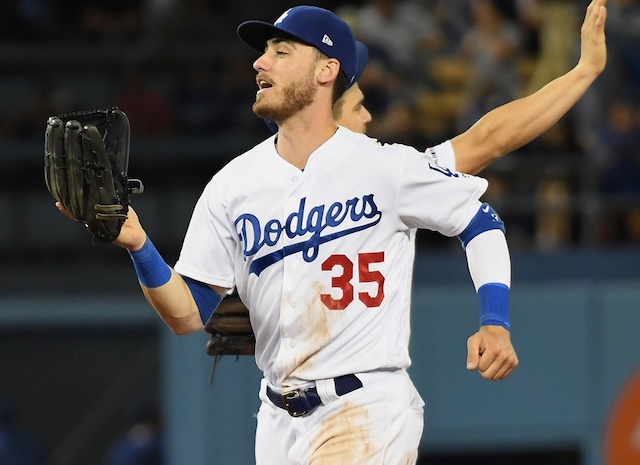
[320,252,385,310]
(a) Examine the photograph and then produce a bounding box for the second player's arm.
[451,0,607,175]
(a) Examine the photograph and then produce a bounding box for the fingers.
[583,0,605,28]
[467,327,519,381]
[586,0,607,29]
[45,117,68,206]
[585,0,594,24]
[466,334,481,370]
[596,1,607,28]
[55,201,76,220]
[63,120,84,218]
[477,344,519,381]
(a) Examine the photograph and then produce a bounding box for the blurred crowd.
[0,395,47,465]
[2,0,640,250]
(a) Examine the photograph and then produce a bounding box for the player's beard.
[253,68,317,124]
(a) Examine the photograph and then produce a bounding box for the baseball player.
[123,6,515,464]
[54,2,607,464]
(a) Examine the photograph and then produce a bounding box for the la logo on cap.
[322,34,333,46]
[275,9,290,25]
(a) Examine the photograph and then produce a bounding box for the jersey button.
[289,340,296,348]
[290,301,297,308]
[291,176,298,182]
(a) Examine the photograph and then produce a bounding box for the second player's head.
[237,6,358,124]
[332,42,371,134]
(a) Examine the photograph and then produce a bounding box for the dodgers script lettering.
[235,194,382,276]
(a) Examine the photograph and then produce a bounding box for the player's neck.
[276,110,338,170]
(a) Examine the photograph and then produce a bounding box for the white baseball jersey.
[175,127,485,388]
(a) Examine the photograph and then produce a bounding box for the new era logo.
[322,34,333,46]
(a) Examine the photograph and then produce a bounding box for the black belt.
[266,374,362,417]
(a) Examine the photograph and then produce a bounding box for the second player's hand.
[466,326,518,381]
[55,201,147,251]
[577,0,608,77]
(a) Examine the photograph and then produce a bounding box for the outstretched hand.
[578,0,607,76]
[55,202,147,251]
[466,325,518,381]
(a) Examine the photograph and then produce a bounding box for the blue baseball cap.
[263,41,369,134]
[237,6,358,86]
[354,41,368,82]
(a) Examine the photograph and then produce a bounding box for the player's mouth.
[256,77,274,94]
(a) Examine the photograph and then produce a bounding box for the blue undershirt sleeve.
[181,275,223,325]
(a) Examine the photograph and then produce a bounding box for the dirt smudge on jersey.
[406,452,417,464]
[308,280,332,341]
[309,402,373,465]
[289,280,332,374]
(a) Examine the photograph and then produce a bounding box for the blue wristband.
[477,282,510,329]
[128,237,172,288]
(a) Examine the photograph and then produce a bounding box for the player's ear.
[317,58,341,85]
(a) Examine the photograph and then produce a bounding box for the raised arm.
[451,0,608,175]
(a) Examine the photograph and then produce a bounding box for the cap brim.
[355,41,369,81]
[237,20,303,53]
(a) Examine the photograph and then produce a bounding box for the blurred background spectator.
[587,98,640,243]
[454,0,525,134]
[104,398,163,465]
[0,395,47,465]
[114,66,176,137]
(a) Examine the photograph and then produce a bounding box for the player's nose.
[253,53,269,72]
[362,105,372,124]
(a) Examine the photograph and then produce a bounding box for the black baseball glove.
[205,293,256,383]
[44,107,143,243]
[205,293,256,357]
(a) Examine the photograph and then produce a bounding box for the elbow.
[171,325,202,336]
[171,328,196,336]
[172,325,199,336]
[492,132,519,159]
[166,316,203,336]
[454,127,512,175]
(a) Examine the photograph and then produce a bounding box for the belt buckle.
[281,389,308,417]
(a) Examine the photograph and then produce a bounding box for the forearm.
[457,203,511,328]
[140,270,204,335]
[465,229,511,290]
[452,62,600,174]
[465,229,511,328]
[128,236,204,334]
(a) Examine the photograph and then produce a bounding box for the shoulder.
[426,140,456,171]
[336,127,416,158]
[237,134,278,161]
[203,135,277,195]
[218,135,277,173]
